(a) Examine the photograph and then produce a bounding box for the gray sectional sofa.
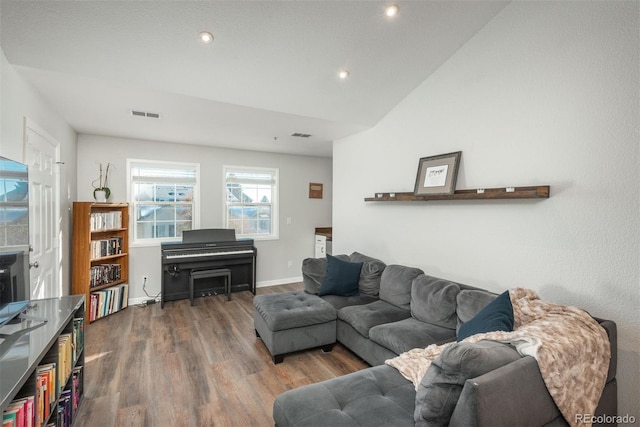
[269,252,617,426]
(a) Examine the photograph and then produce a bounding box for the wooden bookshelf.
[71,202,129,322]
[364,185,550,202]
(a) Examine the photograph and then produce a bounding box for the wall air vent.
[291,133,312,138]
[131,110,161,119]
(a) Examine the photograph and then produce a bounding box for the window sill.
[130,238,180,248]
[239,235,279,242]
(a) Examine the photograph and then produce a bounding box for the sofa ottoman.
[273,364,415,427]
[254,291,337,364]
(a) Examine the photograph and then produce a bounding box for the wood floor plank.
[115,404,147,427]
[75,283,369,426]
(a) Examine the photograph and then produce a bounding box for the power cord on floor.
[137,277,161,307]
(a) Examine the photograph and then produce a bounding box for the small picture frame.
[309,183,323,199]
[414,151,462,196]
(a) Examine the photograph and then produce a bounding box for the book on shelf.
[57,334,73,392]
[89,283,129,321]
[100,290,107,317]
[57,389,71,427]
[90,237,123,259]
[71,367,83,413]
[89,211,122,231]
[2,395,34,427]
[89,264,121,288]
[35,363,56,427]
[2,404,22,427]
[72,318,84,363]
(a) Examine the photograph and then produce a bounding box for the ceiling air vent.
[291,132,312,138]
[131,110,161,119]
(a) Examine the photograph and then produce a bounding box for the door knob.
[29,261,39,269]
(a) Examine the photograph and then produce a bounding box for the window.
[224,166,278,239]
[128,159,200,244]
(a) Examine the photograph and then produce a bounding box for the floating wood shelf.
[364,185,550,202]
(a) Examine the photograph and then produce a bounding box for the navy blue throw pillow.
[457,290,514,342]
[318,254,363,297]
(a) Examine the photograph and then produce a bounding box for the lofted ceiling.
[0,1,508,157]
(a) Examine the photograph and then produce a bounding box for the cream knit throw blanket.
[385,288,610,427]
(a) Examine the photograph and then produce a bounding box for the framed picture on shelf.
[414,151,462,196]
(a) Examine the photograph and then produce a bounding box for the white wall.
[77,134,332,301]
[334,1,639,418]
[1,48,78,296]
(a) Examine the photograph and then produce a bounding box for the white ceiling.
[0,1,508,157]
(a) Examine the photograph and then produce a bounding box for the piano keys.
[160,229,257,308]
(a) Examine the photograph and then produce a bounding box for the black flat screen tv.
[0,156,30,308]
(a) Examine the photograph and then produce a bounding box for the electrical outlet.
[287,260,292,268]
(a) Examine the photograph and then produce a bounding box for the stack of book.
[70,367,83,413]
[90,237,123,259]
[57,335,73,394]
[2,396,33,427]
[89,283,129,322]
[89,264,121,288]
[72,318,84,363]
[35,363,56,427]
[89,211,122,231]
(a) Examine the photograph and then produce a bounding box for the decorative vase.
[93,188,110,202]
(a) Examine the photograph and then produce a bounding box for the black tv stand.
[0,296,85,426]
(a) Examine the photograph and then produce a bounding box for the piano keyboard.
[164,249,254,260]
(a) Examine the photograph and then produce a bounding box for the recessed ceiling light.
[199,31,214,44]
[338,69,350,80]
[385,4,399,17]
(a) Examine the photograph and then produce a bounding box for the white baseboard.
[127,277,302,305]
[256,276,302,288]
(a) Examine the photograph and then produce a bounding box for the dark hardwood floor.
[73,283,368,427]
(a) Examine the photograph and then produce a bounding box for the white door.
[24,119,61,299]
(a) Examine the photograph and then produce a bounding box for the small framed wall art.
[309,183,323,199]
[414,151,462,196]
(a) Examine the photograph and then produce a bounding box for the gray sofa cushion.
[301,254,349,295]
[414,340,522,426]
[321,293,378,310]
[369,318,457,356]
[379,265,424,310]
[456,289,497,332]
[349,251,387,296]
[273,365,415,427]
[338,300,411,338]
[410,274,460,329]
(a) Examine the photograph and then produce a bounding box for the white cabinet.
[315,234,327,258]
[314,227,332,258]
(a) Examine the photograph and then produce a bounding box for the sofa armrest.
[449,356,566,427]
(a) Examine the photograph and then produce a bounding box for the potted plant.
[92,162,111,202]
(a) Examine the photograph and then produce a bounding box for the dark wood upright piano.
[160,229,256,308]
